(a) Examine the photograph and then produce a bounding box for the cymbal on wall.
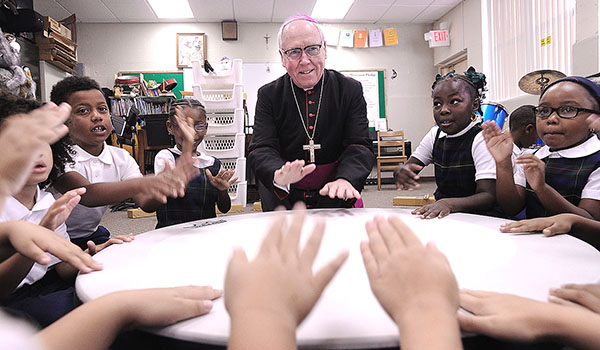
[518,69,566,95]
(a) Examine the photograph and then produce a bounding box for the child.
[393,67,497,219]
[152,99,236,228]
[49,76,196,248]
[508,105,538,158]
[483,76,600,220]
[0,92,118,327]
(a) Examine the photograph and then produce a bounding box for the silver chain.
[290,73,324,140]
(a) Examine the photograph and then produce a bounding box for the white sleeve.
[471,132,497,180]
[582,168,600,200]
[154,150,176,174]
[410,126,438,165]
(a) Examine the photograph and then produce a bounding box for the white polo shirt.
[154,147,215,174]
[63,143,142,239]
[0,188,68,289]
[514,136,600,200]
[411,121,497,181]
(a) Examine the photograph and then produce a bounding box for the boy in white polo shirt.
[50,76,197,248]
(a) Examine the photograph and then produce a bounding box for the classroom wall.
[432,0,483,70]
[573,0,599,76]
[76,22,439,159]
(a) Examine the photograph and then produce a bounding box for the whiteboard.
[243,62,286,129]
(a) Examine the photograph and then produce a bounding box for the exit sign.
[424,30,450,48]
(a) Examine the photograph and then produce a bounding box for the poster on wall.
[340,70,383,128]
[177,33,206,68]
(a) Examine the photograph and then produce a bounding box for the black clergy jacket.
[248,69,375,208]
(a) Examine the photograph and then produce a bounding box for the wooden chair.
[376,130,408,190]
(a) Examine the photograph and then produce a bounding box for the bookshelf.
[110,96,173,174]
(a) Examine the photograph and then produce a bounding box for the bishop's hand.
[319,178,361,201]
[274,160,316,187]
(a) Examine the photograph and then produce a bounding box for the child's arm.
[0,103,70,204]
[206,168,237,213]
[39,188,85,231]
[500,213,600,250]
[54,237,128,280]
[550,283,600,314]
[361,215,462,350]
[53,160,197,212]
[36,286,222,350]
[516,154,599,219]
[0,221,102,271]
[225,204,348,350]
[411,179,496,219]
[393,157,425,190]
[459,289,600,349]
[0,253,35,299]
[481,121,526,215]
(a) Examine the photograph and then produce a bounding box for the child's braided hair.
[168,98,206,122]
[432,66,487,114]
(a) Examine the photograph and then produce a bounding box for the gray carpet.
[99,178,437,236]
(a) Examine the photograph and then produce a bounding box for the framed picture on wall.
[176,33,206,68]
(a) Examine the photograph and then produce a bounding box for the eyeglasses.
[172,121,208,132]
[193,123,208,132]
[534,106,600,119]
[281,44,322,60]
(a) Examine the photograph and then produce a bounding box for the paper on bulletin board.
[369,29,383,47]
[341,70,381,128]
[324,26,340,46]
[340,30,354,47]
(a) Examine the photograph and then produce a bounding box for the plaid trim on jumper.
[156,151,222,228]
[432,124,482,200]
[525,149,600,218]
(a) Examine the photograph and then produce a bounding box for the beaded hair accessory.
[432,66,488,103]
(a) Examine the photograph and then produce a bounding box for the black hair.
[431,66,487,113]
[0,89,75,188]
[541,76,600,111]
[509,105,536,131]
[168,98,206,122]
[50,76,103,105]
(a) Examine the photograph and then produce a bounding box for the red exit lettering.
[434,31,447,42]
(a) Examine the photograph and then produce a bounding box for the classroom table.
[76,209,600,349]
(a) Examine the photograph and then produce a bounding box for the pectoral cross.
[303,139,321,163]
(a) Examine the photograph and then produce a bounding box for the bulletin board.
[340,70,386,130]
[118,71,185,99]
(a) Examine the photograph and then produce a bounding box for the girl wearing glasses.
[483,76,600,220]
[153,99,237,228]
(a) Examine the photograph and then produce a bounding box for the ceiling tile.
[272,0,315,22]
[57,0,116,22]
[189,0,235,22]
[233,0,273,22]
[344,0,395,23]
[412,5,454,23]
[33,0,73,20]
[101,0,156,22]
[378,4,426,23]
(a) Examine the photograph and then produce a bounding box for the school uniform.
[411,121,496,200]
[62,143,142,248]
[514,136,600,218]
[154,147,222,228]
[0,188,75,327]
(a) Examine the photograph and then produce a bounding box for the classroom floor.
[99,178,438,236]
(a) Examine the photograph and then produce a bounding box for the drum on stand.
[477,102,508,129]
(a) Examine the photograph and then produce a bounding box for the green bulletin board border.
[340,69,386,130]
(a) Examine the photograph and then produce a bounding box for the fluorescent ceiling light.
[148,0,193,19]
[311,0,354,20]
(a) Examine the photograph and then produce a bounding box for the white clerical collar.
[535,135,600,159]
[437,120,480,139]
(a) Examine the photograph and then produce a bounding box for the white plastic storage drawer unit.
[199,133,245,159]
